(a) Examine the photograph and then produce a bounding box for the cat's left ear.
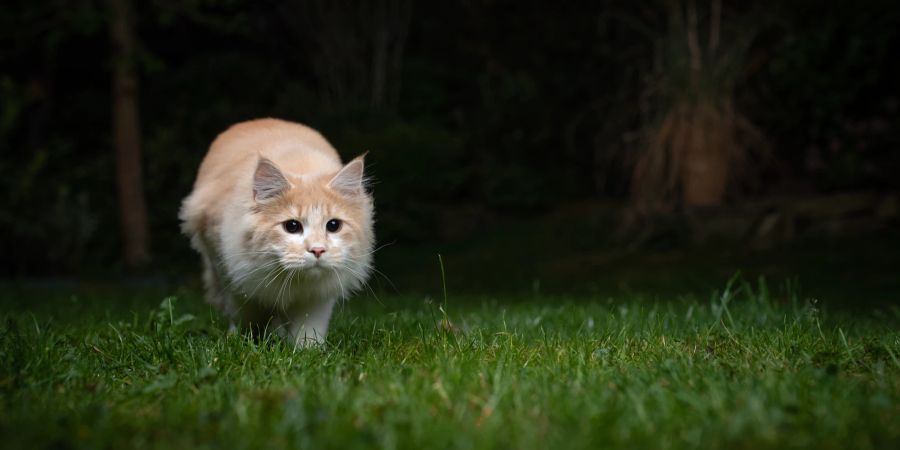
[328,153,367,196]
[253,157,290,202]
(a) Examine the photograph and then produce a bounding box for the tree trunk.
[109,0,150,268]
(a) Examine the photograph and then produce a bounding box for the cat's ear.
[328,153,367,196]
[253,157,290,202]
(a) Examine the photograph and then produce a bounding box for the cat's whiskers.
[276,267,294,313]
[225,266,280,301]
[368,267,399,294]
[219,249,280,260]
[349,255,395,294]
[227,259,282,294]
[357,241,395,258]
[287,270,299,311]
[218,250,281,281]
[218,253,278,274]
[216,252,281,275]
[233,268,277,311]
[332,261,383,306]
[330,266,347,301]
[246,264,287,301]
[230,257,280,280]
[349,242,398,290]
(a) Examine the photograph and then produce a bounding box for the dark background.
[1,0,898,299]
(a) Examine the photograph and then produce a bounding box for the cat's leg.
[198,251,240,327]
[195,235,245,331]
[284,298,337,347]
[242,303,284,338]
[201,254,222,306]
[194,235,228,309]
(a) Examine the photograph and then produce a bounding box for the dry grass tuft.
[630,0,767,213]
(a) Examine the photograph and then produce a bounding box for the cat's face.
[246,156,374,282]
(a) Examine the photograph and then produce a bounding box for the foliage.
[757,0,900,191]
[0,0,898,273]
[1,280,899,448]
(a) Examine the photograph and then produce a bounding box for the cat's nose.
[308,246,326,258]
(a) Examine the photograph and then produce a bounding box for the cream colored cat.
[179,118,374,346]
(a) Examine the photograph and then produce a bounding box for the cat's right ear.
[253,157,289,202]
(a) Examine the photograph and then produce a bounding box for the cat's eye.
[283,219,302,234]
[326,219,342,233]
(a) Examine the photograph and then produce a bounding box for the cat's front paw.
[284,318,331,348]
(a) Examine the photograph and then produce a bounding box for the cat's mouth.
[280,259,328,273]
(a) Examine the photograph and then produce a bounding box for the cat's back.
[181,118,343,235]
[195,118,341,187]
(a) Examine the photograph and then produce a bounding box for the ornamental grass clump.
[631,0,766,212]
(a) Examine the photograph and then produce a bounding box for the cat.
[179,118,374,346]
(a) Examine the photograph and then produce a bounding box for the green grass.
[1,277,899,449]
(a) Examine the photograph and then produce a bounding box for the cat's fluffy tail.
[178,192,207,252]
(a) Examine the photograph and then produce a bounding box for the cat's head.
[245,155,374,288]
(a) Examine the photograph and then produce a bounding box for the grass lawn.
[1,277,899,449]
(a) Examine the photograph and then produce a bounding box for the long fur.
[180,118,374,346]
